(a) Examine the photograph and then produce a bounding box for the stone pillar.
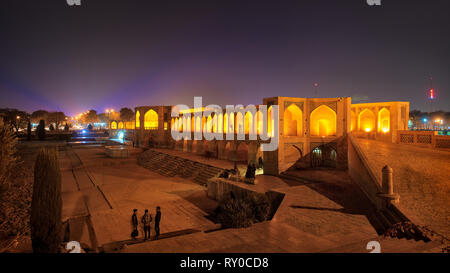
[377,165,399,208]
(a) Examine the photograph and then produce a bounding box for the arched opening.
[310,105,336,136]
[378,108,390,133]
[186,116,191,133]
[218,113,223,133]
[236,142,248,163]
[311,145,336,168]
[206,115,213,133]
[118,121,124,129]
[171,118,174,131]
[135,111,140,128]
[284,104,302,136]
[267,106,275,137]
[196,116,201,133]
[256,110,263,135]
[174,118,179,132]
[236,112,244,134]
[359,109,376,132]
[110,121,117,130]
[202,116,206,133]
[182,116,187,133]
[223,113,228,133]
[244,111,255,134]
[144,109,158,130]
[351,111,356,131]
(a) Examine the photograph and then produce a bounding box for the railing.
[397,130,450,149]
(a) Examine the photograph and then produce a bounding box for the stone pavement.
[60,146,220,251]
[354,138,450,239]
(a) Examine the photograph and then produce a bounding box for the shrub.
[215,192,270,228]
[64,123,69,131]
[37,120,46,140]
[31,147,62,253]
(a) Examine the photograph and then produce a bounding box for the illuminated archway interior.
[144,109,158,130]
[118,121,124,129]
[310,105,336,136]
[359,109,375,132]
[111,121,117,129]
[284,104,302,136]
[135,111,140,128]
[378,108,390,133]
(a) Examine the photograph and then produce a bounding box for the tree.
[27,121,32,140]
[0,120,17,192]
[120,108,134,121]
[47,112,66,131]
[31,110,49,124]
[37,120,46,140]
[0,108,30,132]
[49,124,55,131]
[87,124,93,130]
[31,147,62,253]
[64,123,69,131]
[83,110,99,124]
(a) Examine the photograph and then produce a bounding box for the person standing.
[131,209,138,240]
[141,209,153,240]
[155,206,161,239]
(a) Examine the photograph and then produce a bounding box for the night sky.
[1,0,449,116]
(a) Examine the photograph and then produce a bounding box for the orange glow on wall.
[244,111,254,134]
[284,104,302,136]
[358,109,375,132]
[118,121,124,129]
[144,109,158,130]
[310,105,336,136]
[350,111,356,131]
[378,108,390,133]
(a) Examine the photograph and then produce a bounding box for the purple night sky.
[1,0,449,116]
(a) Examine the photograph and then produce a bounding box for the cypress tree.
[31,147,62,253]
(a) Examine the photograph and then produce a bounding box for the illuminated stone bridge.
[110,97,409,175]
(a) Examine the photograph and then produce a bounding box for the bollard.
[377,165,399,207]
[382,165,394,195]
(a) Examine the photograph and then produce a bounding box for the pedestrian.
[155,206,161,239]
[131,209,139,240]
[141,209,153,240]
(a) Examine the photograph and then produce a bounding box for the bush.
[27,121,32,140]
[31,147,62,253]
[64,123,69,131]
[37,120,45,140]
[215,192,270,228]
[49,124,54,131]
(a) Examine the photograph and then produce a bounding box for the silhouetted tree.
[31,147,62,253]
[31,110,49,124]
[47,112,66,131]
[49,124,55,131]
[64,123,69,131]
[87,124,93,130]
[27,121,32,140]
[120,107,134,121]
[37,120,46,140]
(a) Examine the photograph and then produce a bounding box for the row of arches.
[351,107,390,133]
[169,104,337,137]
[110,121,135,130]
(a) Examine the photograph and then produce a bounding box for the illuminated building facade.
[130,97,409,175]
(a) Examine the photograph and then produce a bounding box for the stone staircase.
[138,150,224,186]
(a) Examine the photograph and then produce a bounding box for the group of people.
[131,206,161,241]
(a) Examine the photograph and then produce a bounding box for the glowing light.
[429,89,434,99]
[382,128,389,133]
[81,130,87,134]
[423,118,428,122]
[118,131,124,140]
[365,128,371,132]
